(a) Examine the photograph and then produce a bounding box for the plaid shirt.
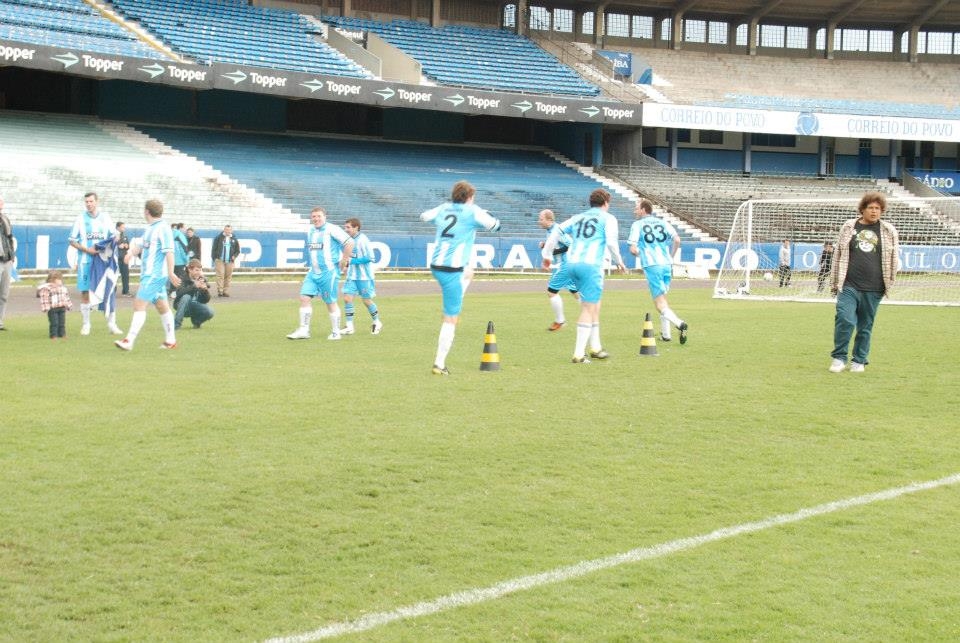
[830,217,900,296]
[37,283,73,313]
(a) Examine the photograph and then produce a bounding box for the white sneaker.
[80,323,91,336]
[286,327,310,340]
[107,323,123,336]
[327,332,341,341]
[371,320,383,335]
[340,326,355,335]
[849,362,865,373]
[114,338,133,351]
[828,358,845,373]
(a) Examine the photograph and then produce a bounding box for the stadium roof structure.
[526,0,960,31]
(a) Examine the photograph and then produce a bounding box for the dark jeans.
[832,285,883,365]
[118,257,130,294]
[777,264,791,287]
[47,307,67,337]
[174,294,214,329]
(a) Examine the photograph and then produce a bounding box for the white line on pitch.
[266,473,960,643]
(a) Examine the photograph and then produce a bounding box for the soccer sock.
[589,322,602,352]
[329,306,341,334]
[127,310,147,343]
[160,310,176,343]
[574,323,591,358]
[107,311,117,326]
[549,294,565,323]
[435,322,456,368]
[344,302,355,323]
[660,313,672,339]
[366,303,379,321]
[298,306,312,329]
[80,303,91,326]
[661,307,683,329]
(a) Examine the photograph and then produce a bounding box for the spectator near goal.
[828,192,900,373]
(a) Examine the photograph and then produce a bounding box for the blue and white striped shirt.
[140,220,173,280]
[68,211,114,269]
[421,202,501,269]
[307,223,351,274]
[628,215,679,268]
[346,232,376,281]
[546,207,622,267]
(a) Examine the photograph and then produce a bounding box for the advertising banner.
[0,38,642,125]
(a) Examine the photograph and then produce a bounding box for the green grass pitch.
[2,282,959,641]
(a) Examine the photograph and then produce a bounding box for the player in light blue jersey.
[68,191,121,336]
[628,199,688,344]
[537,210,580,332]
[287,206,354,341]
[538,209,579,331]
[542,189,625,364]
[340,217,382,335]
[420,180,501,375]
[114,199,181,351]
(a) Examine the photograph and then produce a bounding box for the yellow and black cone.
[480,321,501,371]
[639,312,659,357]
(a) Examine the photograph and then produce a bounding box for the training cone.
[639,312,659,357]
[480,321,501,371]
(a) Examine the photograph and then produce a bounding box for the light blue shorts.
[643,264,672,298]
[547,263,578,294]
[431,268,467,317]
[300,270,339,305]
[76,262,91,292]
[567,263,604,304]
[136,276,169,304]
[342,279,376,299]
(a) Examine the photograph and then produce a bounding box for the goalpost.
[713,196,960,306]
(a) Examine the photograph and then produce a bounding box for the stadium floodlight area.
[714,197,960,306]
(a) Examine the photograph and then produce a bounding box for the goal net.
[713,196,960,306]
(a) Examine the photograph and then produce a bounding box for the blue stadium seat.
[136,126,636,235]
[323,16,599,97]
[109,0,371,77]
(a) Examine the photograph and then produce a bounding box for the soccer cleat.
[547,321,564,332]
[371,320,383,335]
[107,323,123,336]
[286,327,310,340]
[340,327,355,335]
[588,349,610,360]
[327,332,341,341]
[660,335,672,342]
[80,323,91,336]
[571,356,591,364]
[431,364,450,375]
[849,362,865,373]
[114,338,133,351]
[828,358,845,373]
[159,341,177,349]
[678,322,689,345]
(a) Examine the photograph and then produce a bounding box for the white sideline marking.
[267,473,960,642]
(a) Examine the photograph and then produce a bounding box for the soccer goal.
[713,196,960,306]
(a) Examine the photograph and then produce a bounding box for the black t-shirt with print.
[844,220,884,293]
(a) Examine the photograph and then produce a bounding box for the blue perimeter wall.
[10,227,960,274]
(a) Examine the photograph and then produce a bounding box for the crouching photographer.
[173,259,214,330]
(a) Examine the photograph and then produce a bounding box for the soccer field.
[2,282,959,641]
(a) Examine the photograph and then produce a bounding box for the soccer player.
[627,199,688,344]
[286,207,354,341]
[537,209,579,331]
[68,191,122,336]
[114,199,181,351]
[542,188,625,363]
[340,217,382,335]
[420,180,501,375]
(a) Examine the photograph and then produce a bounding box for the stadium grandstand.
[0,0,959,270]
